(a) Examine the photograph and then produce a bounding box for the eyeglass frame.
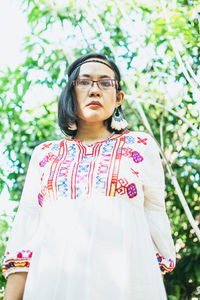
[73,78,119,90]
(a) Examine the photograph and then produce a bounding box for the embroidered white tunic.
[3,131,175,300]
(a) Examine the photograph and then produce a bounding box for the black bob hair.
[58,52,126,137]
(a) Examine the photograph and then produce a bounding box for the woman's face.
[74,60,124,126]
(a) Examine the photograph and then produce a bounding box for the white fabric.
[3,131,176,300]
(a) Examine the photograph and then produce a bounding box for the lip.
[86,101,102,107]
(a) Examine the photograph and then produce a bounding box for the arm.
[142,135,176,275]
[3,272,27,300]
[2,146,42,292]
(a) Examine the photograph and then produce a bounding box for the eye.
[77,79,90,86]
[100,80,112,88]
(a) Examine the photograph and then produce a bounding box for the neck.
[74,121,112,143]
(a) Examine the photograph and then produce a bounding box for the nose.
[89,81,102,97]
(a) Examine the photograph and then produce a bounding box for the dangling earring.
[111,107,128,131]
[69,122,77,131]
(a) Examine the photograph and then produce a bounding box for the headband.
[69,59,115,76]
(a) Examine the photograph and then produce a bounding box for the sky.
[0,0,28,71]
[0,1,28,214]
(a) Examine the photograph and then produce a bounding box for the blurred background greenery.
[0,0,200,299]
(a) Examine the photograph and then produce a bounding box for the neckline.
[66,130,130,147]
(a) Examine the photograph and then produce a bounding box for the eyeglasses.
[73,78,118,90]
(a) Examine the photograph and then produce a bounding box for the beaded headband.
[69,59,115,76]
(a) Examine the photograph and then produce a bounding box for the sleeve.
[2,145,42,279]
[142,135,176,275]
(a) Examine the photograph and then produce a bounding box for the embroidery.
[132,151,143,163]
[96,175,107,191]
[116,178,128,195]
[116,178,137,198]
[58,159,74,178]
[50,143,60,151]
[125,136,135,144]
[2,250,33,274]
[39,152,57,167]
[122,147,133,157]
[67,143,77,158]
[41,143,52,150]
[122,148,144,163]
[137,137,147,145]
[130,168,139,177]
[38,193,43,207]
[97,154,111,175]
[37,133,140,200]
[40,172,44,183]
[156,253,175,274]
[57,177,69,198]
[127,183,137,198]
[108,136,126,196]
[102,140,115,152]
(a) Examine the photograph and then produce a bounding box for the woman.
[3,53,175,300]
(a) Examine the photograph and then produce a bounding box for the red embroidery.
[2,250,33,274]
[122,147,133,157]
[156,253,175,274]
[116,178,128,195]
[41,143,52,150]
[131,168,139,177]
[137,137,147,145]
[40,173,44,183]
[108,137,126,196]
[116,178,137,198]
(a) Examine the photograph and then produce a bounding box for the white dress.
[2,131,175,300]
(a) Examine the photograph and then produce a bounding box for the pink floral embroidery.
[2,250,33,274]
[116,178,137,199]
[132,151,143,163]
[122,148,143,164]
[38,193,43,207]
[39,152,56,167]
[127,183,137,198]
[17,250,32,259]
[38,186,48,207]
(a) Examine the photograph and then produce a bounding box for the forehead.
[79,60,115,78]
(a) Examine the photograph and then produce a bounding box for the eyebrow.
[79,74,112,79]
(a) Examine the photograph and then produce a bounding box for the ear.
[116,90,125,108]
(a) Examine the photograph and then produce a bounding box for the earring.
[69,122,77,131]
[111,108,128,131]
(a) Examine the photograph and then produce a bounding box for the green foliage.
[0,0,200,298]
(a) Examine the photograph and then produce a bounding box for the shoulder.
[35,139,64,151]
[126,131,157,146]
[32,139,65,159]
[125,131,160,156]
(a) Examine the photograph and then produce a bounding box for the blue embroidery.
[102,140,114,152]
[96,175,106,191]
[77,163,89,173]
[51,144,60,151]
[67,144,77,157]
[57,178,69,196]
[125,136,135,144]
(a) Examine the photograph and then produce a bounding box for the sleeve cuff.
[156,252,175,275]
[2,250,32,279]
